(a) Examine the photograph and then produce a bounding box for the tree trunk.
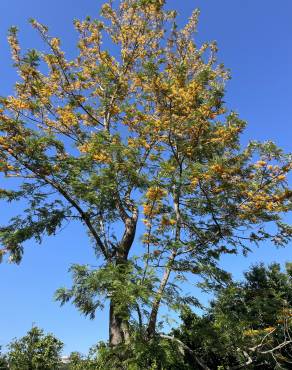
[109,300,123,346]
[109,300,130,346]
[108,252,132,346]
[109,205,138,346]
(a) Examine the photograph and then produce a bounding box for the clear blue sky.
[0,0,291,355]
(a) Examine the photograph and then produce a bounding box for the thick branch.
[45,178,108,258]
[258,340,292,355]
[249,327,276,352]
[147,250,176,337]
[147,182,182,337]
[114,179,139,260]
[118,208,138,259]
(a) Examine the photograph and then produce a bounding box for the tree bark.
[109,211,138,346]
[109,300,128,346]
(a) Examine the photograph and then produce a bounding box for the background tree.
[0,347,8,370]
[173,263,292,369]
[0,0,291,349]
[7,326,63,370]
[64,352,86,370]
[62,351,96,370]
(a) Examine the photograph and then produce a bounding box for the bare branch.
[160,334,210,370]
[229,350,253,370]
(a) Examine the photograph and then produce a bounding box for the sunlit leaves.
[0,0,291,343]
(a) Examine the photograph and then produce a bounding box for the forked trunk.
[108,210,138,346]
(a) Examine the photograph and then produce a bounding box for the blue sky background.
[0,0,291,355]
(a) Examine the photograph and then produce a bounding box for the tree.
[63,351,95,370]
[0,347,8,370]
[0,0,291,349]
[83,339,188,370]
[7,326,63,370]
[173,263,292,369]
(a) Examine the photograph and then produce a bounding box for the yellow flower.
[7,97,30,110]
[266,202,275,211]
[190,177,199,188]
[57,106,78,127]
[145,187,166,201]
[93,152,110,163]
[143,203,153,217]
[211,164,224,173]
[50,38,60,49]
[255,160,266,168]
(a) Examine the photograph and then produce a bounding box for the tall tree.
[0,0,291,347]
[7,326,63,370]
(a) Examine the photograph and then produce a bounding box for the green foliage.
[0,347,8,370]
[1,263,290,369]
[1,0,291,350]
[63,351,96,370]
[0,199,70,263]
[173,263,292,369]
[55,261,156,320]
[7,326,63,370]
[88,336,188,370]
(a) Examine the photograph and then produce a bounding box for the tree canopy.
[0,0,291,354]
[7,326,63,370]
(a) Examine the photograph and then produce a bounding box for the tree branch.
[229,350,253,370]
[6,151,108,258]
[159,334,210,370]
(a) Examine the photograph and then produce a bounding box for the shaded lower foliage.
[2,263,291,369]
[0,347,8,370]
[172,263,292,369]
